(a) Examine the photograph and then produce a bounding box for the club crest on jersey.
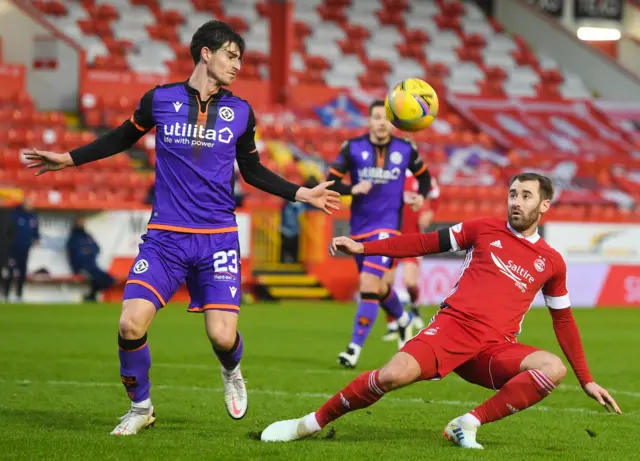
[534,258,546,273]
[219,106,234,122]
[361,151,370,160]
[390,151,403,165]
[133,259,149,274]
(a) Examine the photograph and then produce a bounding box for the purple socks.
[118,333,151,403]
[214,332,244,370]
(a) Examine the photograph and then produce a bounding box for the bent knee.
[118,316,148,339]
[119,300,155,339]
[539,355,567,384]
[208,324,237,351]
[378,353,422,391]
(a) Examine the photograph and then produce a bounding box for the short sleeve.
[408,144,428,177]
[329,141,352,178]
[129,87,156,132]
[448,219,484,252]
[237,105,257,155]
[542,255,571,309]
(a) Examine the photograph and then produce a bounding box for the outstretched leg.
[112,230,188,435]
[204,309,247,420]
[112,298,157,436]
[261,350,429,442]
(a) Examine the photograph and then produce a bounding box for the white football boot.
[261,412,321,442]
[396,311,414,349]
[337,343,361,368]
[110,405,156,435]
[410,306,426,330]
[443,417,484,449]
[382,321,399,342]
[222,364,248,419]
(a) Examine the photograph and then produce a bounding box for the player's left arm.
[544,256,622,414]
[235,106,340,213]
[407,143,431,198]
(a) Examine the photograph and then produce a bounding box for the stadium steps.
[253,265,331,301]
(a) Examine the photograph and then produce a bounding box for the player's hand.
[352,181,372,195]
[583,382,622,414]
[24,149,74,176]
[295,181,341,215]
[406,193,425,212]
[329,236,364,256]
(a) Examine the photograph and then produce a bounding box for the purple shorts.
[123,230,241,313]
[353,232,395,278]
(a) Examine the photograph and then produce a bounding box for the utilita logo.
[162,123,234,147]
[357,166,402,184]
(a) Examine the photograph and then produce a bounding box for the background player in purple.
[327,100,431,368]
[24,21,340,435]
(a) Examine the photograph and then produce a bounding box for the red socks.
[315,370,385,428]
[471,369,556,424]
[407,285,419,304]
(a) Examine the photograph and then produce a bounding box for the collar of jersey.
[506,221,540,244]
[183,80,229,101]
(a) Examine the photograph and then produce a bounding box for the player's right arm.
[326,141,371,196]
[330,219,482,257]
[25,89,157,175]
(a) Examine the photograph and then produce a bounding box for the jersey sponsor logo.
[490,252,535,293]
[172,101,183,112]
[219,106,234,122]
[214,272,236,282]
[390,151,403,165]
[133,259,149,274]
[162,123,234,147]
[357,166,402,184]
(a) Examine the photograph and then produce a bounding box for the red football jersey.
[402,175,440,234]
[443,217,570,339]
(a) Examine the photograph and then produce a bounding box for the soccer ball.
[384,78,439,132]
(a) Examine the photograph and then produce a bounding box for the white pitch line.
[55,358,640,399]
[1,378,632,417]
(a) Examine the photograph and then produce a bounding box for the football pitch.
[0,302,638,461]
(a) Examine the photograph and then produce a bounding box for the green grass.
[0,302,638,460]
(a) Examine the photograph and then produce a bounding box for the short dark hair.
[509,172,555,201]
[190,20,245,65]
[368,99,385,116]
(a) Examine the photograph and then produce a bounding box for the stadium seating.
[34,0,592,99]
[0,0,636,222]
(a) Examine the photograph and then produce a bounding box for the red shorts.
[401,309,540,390]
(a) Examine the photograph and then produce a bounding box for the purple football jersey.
[330,134,428,239]
[130,81,257,232]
